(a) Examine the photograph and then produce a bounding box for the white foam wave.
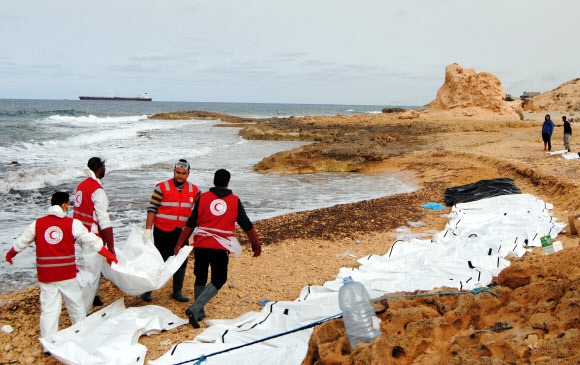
[41,114,148,125]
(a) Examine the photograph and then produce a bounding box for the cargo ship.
[79,93,152,101]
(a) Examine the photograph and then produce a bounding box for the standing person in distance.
[4,192,117,338]
[73,157,115,312]
[563,115,572,152]
[542,114,555,151]
[174,168,262,328]
[141,159,199,302]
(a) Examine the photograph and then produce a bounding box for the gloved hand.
[174,226,194,255]
[246,226,262,257]
[5,247,18,264]
[98,246,118,265]
[101,227,115,255]
[142,228,152,242]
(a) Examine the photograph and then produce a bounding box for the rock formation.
[522,78,580,113]
[426,64,520,120]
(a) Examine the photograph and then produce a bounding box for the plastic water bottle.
[338,276,381,348]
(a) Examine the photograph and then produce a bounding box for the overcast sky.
[1,1,578,105]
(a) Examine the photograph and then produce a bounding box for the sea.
[0,99,417,294]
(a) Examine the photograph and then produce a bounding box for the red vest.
[154,180,199,232]
[194,192,239,250]
[35,215,77,283]
[73,177,102,235]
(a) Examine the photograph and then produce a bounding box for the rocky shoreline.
[2,106,580,364]
[4,64,580,363]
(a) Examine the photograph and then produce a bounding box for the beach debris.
[336,250,357,259]
[473,325,513,334]
[258,300,270,306]
[407,220,425,228]
[422,202,445,210]
[1,324,14,333]
[159,340,172,346]
[355,239,361,244]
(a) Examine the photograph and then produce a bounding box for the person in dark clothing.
[174,168,261,328]
[563,116,572,152]
[542,114,555,151]
[141,159,199,303]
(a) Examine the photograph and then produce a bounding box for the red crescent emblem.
[210,199,227,216]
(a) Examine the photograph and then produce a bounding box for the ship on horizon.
[79,93,152,101]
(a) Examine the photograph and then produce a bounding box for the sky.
[1,1,578,106]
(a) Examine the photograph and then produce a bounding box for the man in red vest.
[5,192,117,338]
[174,168,262,328]
[73,157,115,311]
[140,159,199,302]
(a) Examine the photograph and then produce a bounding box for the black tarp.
[444,177,521,206]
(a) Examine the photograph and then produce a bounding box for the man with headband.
[141,159,199,302]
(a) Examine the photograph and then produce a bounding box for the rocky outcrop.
[522,78,580,113]
[382,107,405,113]
[426,64,520,120]
[149,110,258,123]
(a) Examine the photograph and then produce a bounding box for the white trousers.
[38,278,86,338]
[79,249,105,314]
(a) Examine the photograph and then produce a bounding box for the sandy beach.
[2,68,580,364]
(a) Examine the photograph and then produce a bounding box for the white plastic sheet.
[39,298,188,365]
[102,225,193,295]
[151,193,565,365]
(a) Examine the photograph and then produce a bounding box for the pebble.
[25,356,36,364]
[4,343,11,351]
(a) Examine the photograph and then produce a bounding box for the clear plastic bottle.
[338,276,381,349]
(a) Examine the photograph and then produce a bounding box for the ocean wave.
[41,114,148,125]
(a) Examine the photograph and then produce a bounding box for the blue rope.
[172,313,342,365]
[372,285,498,303]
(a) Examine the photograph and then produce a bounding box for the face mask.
[66,204,74,216]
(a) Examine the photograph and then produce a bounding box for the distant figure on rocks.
[4,192,117,338]
[140,159,199,303]
[563,116,572,152]
[174,168,262,328]
[542,114,554,151]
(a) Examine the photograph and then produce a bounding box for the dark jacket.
[564,121,572,135]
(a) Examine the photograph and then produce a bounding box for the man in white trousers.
[5,192,117,338]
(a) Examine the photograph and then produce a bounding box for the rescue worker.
[4,192,117,338]
[73,157,115,312]
[174,168,262,328]
[141,159,199,302]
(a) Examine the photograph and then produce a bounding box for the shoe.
[140,292,152,302]
[170,292,189,302]
[93,296,103,306]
